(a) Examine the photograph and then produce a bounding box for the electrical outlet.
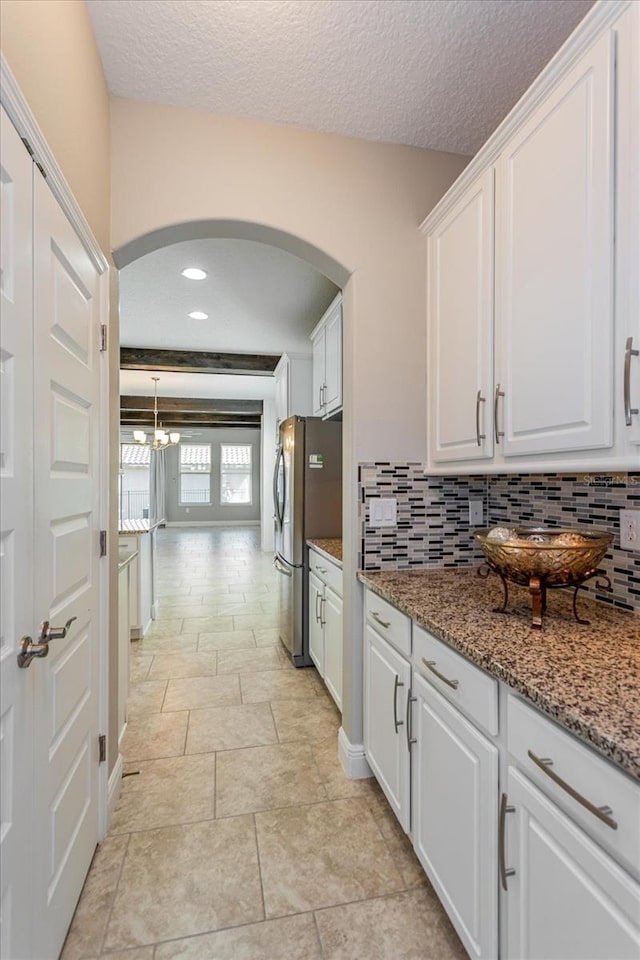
[620,509,640,551]
[468,499,484,526]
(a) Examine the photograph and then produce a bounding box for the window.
[119,443,151,522]
[220,444,252,505]
[180,443,211,504]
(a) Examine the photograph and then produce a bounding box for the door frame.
[1,55,112,839]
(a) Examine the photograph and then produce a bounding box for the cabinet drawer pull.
[527,750,618,830]
[494,384,505,444]
[372,612,391,629]
[315,592,321,623]
[406,691,417,750]
[499,792,516,891]
[316,566,328,575]
[422,658,459,690]
[624,336,639,426]
[320,596,326,627]
[475,389,486,446]
[393,675,404,733]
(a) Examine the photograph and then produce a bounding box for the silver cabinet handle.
[318,384,324,410]
[624,336,639,426]
[316,566,328,575]
[494,384,505,444]
[320,596,326,627]
[371,612,391,629]
[475,390,486,446]
[322,383,327,408]
[315,592,321,623]
[393,675,404,733]
[422,658,459,690]
[499,792,516,891]
[406,690,417,749]
[527,750,618,830]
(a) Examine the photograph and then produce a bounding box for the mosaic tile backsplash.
[359,465,640,612]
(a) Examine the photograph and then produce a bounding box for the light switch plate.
[469,500,484,526]
[620,509,640,551]
[369,497,397,527]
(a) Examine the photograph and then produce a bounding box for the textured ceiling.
[88,0,594,155]
[119,237,339,354]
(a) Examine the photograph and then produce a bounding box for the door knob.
[17,616,77,669]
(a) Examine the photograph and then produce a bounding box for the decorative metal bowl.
[475,527,613,588]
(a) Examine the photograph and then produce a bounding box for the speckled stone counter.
[358,567,640,780]
[308,538,343,565]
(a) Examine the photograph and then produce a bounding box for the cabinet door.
[312,330,326,416]
[323,585,342,710]
[274,356,289,434]
[505,768,640,960]
[308,571,324,674]
[364,624,411,831]
[323,302,342,415]
[496,31,614,458]
[428,168,495,463]
[412,673,498,960]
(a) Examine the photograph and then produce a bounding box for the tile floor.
[61,527,466,960]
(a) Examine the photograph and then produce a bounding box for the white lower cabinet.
[412,673,499,960]
[504,767,640,960]
[308,548,343,709]
[323,585,343,710]
[364,623,411,831]
[308,571,324,673]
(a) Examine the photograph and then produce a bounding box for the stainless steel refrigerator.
[273,416,342,666]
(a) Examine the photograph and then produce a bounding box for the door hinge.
[20,138,46,178]
[99,324,107,352]
[99,734,106,763]
[99,530,107,557]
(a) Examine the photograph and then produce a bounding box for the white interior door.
[31,167,102,960]
[0,102,35,960]
[0,105,103,960]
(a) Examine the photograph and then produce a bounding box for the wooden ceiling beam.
[120,396,263,415]
[120,411,262,428]
[120,347,280,375]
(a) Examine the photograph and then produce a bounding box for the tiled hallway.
[62,528,466,960]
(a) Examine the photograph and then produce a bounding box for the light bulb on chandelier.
[133,377,180,450]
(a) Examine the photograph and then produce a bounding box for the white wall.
[110,96,469,755]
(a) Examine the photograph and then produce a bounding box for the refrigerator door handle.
[274,556,293,577]
[273,443,285,531]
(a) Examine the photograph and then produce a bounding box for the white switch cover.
[369,497,397,527]
[620,509,640,551]
[468,500,484,526]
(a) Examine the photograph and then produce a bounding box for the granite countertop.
[358,567,640,780]
[119,518,164,534]
[307,538,343,565]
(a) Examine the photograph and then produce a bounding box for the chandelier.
[133,377,180,451]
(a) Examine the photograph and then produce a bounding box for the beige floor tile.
[240,669,317,704]
[126,680,167,717]
[109,754,215,834]
[312,738,384,802]
[129,655,152,685]
[217,645,284,675]
[146,652,217,680]
[385,830,429,889]
[181,615,234,634]
[314,888,467,960]
[256,798,404,917]
[154,914,322,960]
[103,817,263,950]
[156,604,220,620]
[233,612,281,631]
[186,702,277,754]
[197,630,257,652]
[216,742,326,817]
[228,583,269,594]
[163,674,241,711]
[214,601,269,616]
[102,947,155,960]
[135,635,199,656]
[60,835,129,960]
[120,712,189,762]
[252,627,283,646]
[142,619,184,639]
[271,698,340,743]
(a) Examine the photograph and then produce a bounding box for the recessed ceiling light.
[189,311,208,320]
[182,267,207,280]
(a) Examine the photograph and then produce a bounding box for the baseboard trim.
[165,520,260,528]
[107,753,123,826]
[338,727,373,780]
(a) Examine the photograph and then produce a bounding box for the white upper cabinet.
[423,1,639,474]
[496,31,614,459]
[274,352,313,438]
[428,168,494,463]
[311,294,343,418]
